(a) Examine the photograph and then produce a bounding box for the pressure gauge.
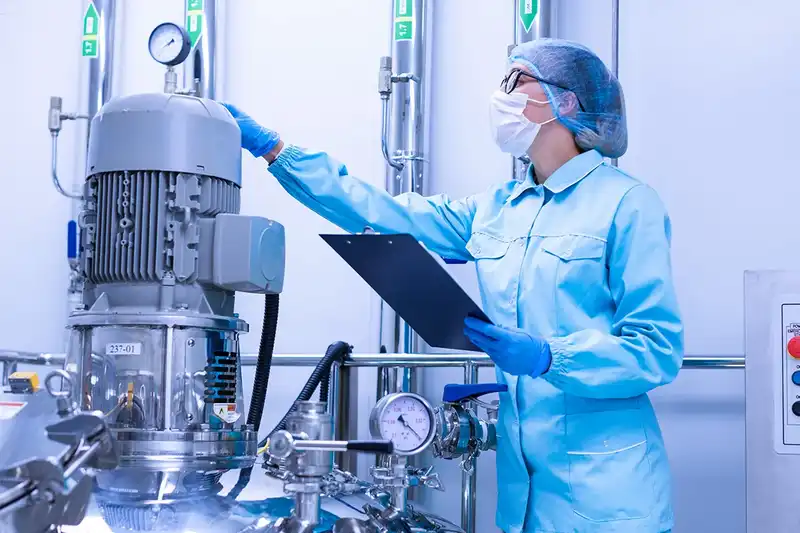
[369,393,435,456]
[148,22,191,67]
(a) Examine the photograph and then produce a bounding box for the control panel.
[778,303,800,451]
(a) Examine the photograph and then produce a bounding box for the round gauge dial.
[148,22,192,66]
[369,393,435,456]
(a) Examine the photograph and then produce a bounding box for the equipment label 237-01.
[105,343,143,356]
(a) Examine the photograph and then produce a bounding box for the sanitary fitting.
[433,383,507,473]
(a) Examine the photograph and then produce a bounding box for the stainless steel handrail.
[0,351,744,369]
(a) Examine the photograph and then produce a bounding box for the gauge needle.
[162,38,175,49]
[397,414,423,440]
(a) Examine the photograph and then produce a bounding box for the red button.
[788,337,800,358]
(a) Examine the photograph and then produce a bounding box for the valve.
[433,383,507,473]
[253,401,393,533]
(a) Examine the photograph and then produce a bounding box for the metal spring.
[204,350,237,403]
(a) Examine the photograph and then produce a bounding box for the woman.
[224,39,682,533]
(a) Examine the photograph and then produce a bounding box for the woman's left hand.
[464,317,552,377]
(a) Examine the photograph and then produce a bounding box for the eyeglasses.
[501,68,584,111]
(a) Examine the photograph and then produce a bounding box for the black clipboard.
[321,233,491,352]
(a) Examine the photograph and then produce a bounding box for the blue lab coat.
[268,146,683,533]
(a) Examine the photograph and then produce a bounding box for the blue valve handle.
[442,383,508,403]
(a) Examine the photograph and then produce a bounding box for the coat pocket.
[540,234,607,311]
[566,409,656,522]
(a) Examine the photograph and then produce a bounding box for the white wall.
[0,0,83,353]
[3,1,800,532]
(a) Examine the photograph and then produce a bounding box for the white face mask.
[489,90,557,158]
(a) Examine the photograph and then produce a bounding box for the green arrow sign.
[394,0,414,41]
[83,2,98,36]
[186,0,204,48]
[82,1,99,57]
[519,0,538,34]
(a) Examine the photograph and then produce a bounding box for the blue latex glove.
[220,103,281,158]
[464,317,552,377]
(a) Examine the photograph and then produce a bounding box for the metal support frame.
[0,349,743,532]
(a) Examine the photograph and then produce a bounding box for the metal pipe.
[183,0,219,99]
[295,491,320,528]
[0,351,68,366]
[514,0,552,44]
[0,351,745,369]
[292,440,352,452]
[51,133,83,200]
[461,363,479,533]
[611,0,620,80]
[610,0,620,167]
[86,0,116,129]
[381,98,403,171]
[511,0,553,181]
[379,0,434,357]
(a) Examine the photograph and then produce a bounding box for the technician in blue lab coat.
[223,38,683,533]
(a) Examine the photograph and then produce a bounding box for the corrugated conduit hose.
[227,293,280,500]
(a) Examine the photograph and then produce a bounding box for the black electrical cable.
[227,293,279,501]
[318,368,331,403]
[247,293,280,432]
[257,341,351,448]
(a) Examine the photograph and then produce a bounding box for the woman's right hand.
[220,103,283,162]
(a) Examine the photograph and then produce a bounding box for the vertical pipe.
[379,0,434,357]
[85,0,116,136]
[183,0,219,99]
[328,362,346,469]
[335,365,359,473]
[610,0,620,167]
[461,363,479,533]
[511,0,552,181]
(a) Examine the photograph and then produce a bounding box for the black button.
[792,401,800,417]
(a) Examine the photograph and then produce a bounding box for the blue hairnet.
[508,38,627,158]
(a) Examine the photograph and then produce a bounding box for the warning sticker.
[0,401,26,420]
[212,403,241,424]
